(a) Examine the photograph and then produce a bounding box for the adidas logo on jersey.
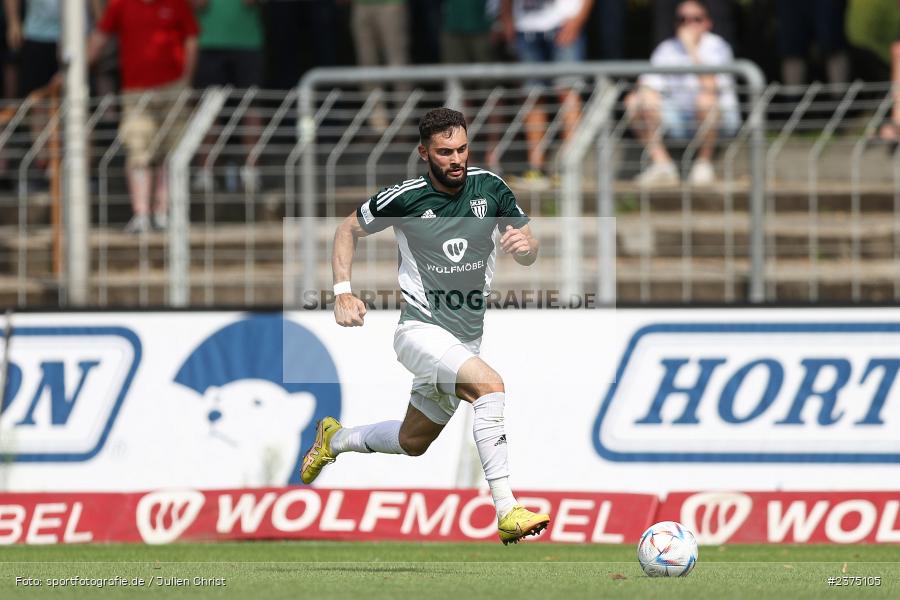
[421,209,436,219]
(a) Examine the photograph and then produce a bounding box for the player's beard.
[428,155,467,191]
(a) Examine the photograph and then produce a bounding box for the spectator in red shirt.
[88,0,198,233]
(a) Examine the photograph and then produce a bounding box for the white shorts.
[393,320,482,425]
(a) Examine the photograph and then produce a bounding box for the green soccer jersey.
[356,167,530,342]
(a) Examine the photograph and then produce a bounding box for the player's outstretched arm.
[332,213,370,327]
[501,224,539,266]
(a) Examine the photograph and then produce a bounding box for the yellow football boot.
[299,417,341,484]
[498,505,551,545]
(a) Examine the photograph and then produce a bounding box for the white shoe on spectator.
[124,214,150,234]
[688,159,716,186]
[152,212,168,231]
[635,161,679,187]
[515,168,551,191]
[192,170,215,193]
[241,165,261,193]
[369,104,390,135]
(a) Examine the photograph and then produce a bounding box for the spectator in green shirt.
[192,0,264,193]
[441,0,496,64]
[879,17,900,144]
[441,0,503,171]
[352,0,410,133]
[193,0,263,88]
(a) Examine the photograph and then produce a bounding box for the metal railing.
[4,63,900,307]
[294,61,766,305]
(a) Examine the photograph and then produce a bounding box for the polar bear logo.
[173,315,341,486]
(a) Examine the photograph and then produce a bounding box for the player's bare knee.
[456,377,504,403]
[455,357,500,402]
[406,443,430,457]
[398,433,430,456]
[481,372,504,395]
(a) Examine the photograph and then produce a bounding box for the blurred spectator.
[880,37,900,143]
[192,0,264,193]
[500,0,594,186]
[410,0,441,64]
[351,0,410,132]
[775,0,849,86]
[591,0,625,59]
[441,0,494,65]
[442,0,502,169]
[264,0,339,89]
[193,0,262,91]
[302,0,340,69]
[5,0,60,190]
[5,0,58,97]
[845,0,898,77]
[0,1,15,185]
[626,0,740,186]
[261,0,301,89]
[653,0,737,48]
[0,0,22,98]
[90,0,198,233]
[89,0,119,97]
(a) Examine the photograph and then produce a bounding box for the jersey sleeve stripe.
[376,179,426,211]
[375,177,423,200]
[466,167,513,190]
[376,178,424,206]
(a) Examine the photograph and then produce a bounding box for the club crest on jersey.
[470,198,487,219]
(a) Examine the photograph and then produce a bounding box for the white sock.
[330,421,406,455]
[472,392,518,518]
[489,477,517,519]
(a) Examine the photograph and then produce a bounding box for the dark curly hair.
[418,108,467,146]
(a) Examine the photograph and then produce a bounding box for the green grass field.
[1,542,898,599]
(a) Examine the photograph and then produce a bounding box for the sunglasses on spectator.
[677,14,707,24]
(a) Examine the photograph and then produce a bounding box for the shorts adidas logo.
[494,434,507,447]
[421,209,436,219]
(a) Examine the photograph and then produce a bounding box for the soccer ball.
[637,521,699,577]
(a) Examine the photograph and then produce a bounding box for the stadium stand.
[0,77,898,305]
[0,0,898,307]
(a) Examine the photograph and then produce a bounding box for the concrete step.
[0,179,897,237]
[616,212,898,259]
[0,274,57,306]
[3,212,897,280]
[0,195,52,226]
[0,224,287,275]
[86,265,284,306]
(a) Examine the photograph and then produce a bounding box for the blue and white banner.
[1,309,899,494]
[595,322,900,462]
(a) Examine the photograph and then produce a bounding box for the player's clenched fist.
[334,293,367,327]
[501,225,531,255]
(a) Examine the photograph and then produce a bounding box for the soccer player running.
[299,108,550,545]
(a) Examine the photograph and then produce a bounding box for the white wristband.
[333,281,352,295]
